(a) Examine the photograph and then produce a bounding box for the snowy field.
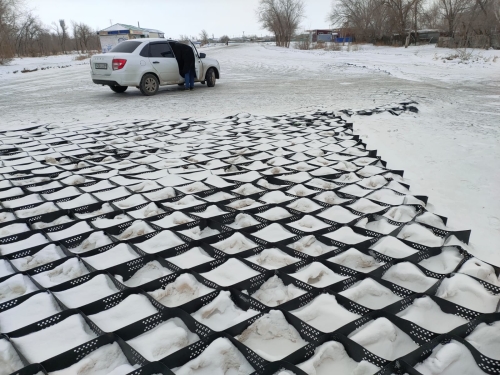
[0,43,499,267]
[0,43,499,375]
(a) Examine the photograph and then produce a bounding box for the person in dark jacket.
[170,41,197,91]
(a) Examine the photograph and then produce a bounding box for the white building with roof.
[98,23,165,53]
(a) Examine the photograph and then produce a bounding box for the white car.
[90,39,220,96]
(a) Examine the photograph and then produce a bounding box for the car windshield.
[109,41,142,53]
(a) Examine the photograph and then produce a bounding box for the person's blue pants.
[185,67,195,89]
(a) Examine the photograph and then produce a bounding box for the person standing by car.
[170,41,196,91]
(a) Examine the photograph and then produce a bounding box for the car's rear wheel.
[110,85,128,93]
[206,68,216,87]
[140,74,159,96]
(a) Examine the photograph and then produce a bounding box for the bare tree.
[0,0,20,64]
[438,0,469,36]
[52,19,68,54]
[329,0,388,42]
[78,23,94,52]
[199,29,209,46]
[220,35,230,44]
[257,0,305,47]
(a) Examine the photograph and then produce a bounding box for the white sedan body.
[90,38,220,89]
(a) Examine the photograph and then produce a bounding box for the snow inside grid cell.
[12,313,97,363]
[288,262,348,288]
[114,261,173,287]
[0,338,24,375]
[173,337,254,375]
[53,274,119,308]
[297,341,380,375]
[288,235,336,257]
[200,258,260,287]
[249,275,306,307]
[191,291,259,331]
[126,317,199,361]
[328,248,384,273]
[165,247,214,269]
[88,294,158,332]
[236,310,308,361]
[348,317,418,360]
[49,342,138,375]
[290,294,361,332]
[323,227,372,245]
[397,296,468,333]
[32,258,89,288]
[149,273,215,307]
[339,278,402,309]
[246,248,300,270]
[83,243,139,270]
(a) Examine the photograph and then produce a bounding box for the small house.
[98,24,165,53]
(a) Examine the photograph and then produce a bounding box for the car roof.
[137,38,179,43]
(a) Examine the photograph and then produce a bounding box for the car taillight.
[112,59,127,70]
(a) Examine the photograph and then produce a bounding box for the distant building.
[98,23,165,53]
[416,29,441,43]
[306,29,337,43]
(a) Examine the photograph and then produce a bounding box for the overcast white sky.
[26,0,334,38]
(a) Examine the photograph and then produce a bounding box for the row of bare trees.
[257,0,305,47]
[329,0,500,47]
[0,0,100,64]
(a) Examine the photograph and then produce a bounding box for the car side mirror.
[200,53,206,58]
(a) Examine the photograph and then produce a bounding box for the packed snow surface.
[465,321,500,360]
[435,274,500,313]
[458,257,500,286]
[115,261,172,287]
[201,258,260,286]
[236,310,308,361]
[0,273,38,303]
[414,340,487,375]
[0,338,24,375]
[12,313,97,363]
[191,291,259,331]
[382,262,437,292]
[328,248,384,273]
[136,230,185,253]
[0,292,61,332]
[212,232,258,254]
[10,243,65,271]
[369,236,418,258]
[33,257,89,287]
[297,341,380,375]
[397,296,468,333]
[289,262,348,288]
[149,273,215,307]
[288,235,336,257]
[173,337,254,375]
[50,342,137,375]
[250,275,306,307]
[88,294,158,332]
[246,248,300,269]
[127,317,199,360]
[84,243,140,269]
[291,293,361,332]
[54,274,119,308]
[418,247,463,274]
[166,247,215,269]
[339,278,402,309]
[252,223,296,243]
[349,317,419,360]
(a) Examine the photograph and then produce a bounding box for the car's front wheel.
[140,73,159,96]
[110,85,128,93]
[206,68,216,87]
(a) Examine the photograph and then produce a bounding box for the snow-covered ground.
[0,43,499,265]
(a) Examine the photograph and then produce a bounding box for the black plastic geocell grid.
[0,109,497,375]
